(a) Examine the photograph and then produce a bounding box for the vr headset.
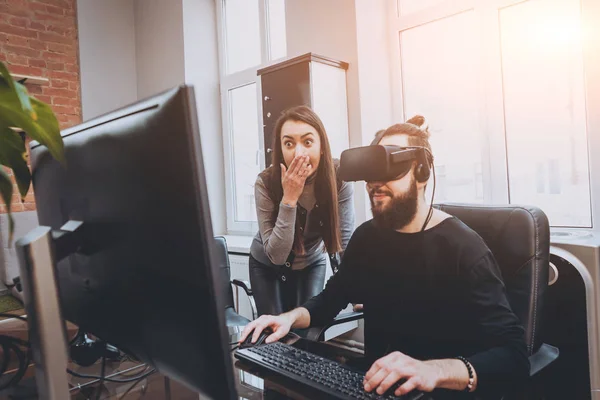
[339,145,432,183]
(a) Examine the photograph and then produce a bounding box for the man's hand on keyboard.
[363,351,440,397]
[239,314,292,345]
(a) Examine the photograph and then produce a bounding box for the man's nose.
[367,181,384,191]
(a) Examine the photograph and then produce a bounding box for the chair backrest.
[214,236,235,310]
[434,203,550,356]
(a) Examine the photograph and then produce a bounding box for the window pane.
[400,11,483,203]
[229,83,260,222]
[399,0,444,16]
[500,0,590,227]
[224,0,261,74]
[267,0,287,60]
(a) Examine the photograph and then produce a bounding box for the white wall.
[354,0,395,220]
[182,0,226,235]
[134,0,185,99]
[77,0,226,234]
[77,0,138,120]
[285,0,394,224]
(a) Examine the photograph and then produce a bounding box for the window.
[499,0,591,227]
[400,10,484,203]
[217,0,287,234]
[390,0,592,227]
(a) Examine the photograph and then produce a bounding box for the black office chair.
[308,204,559,396]
[214,236,256,328]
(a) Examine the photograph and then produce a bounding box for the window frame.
[388,0,599,228]
[216,0,285,234]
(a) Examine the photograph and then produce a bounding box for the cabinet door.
[310,62,349,160]
[260,62,311,167]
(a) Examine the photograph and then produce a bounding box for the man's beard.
[370,178,418,230]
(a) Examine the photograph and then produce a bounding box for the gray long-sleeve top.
[250,175,355,270]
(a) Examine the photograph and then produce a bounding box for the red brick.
[6,52,26,65]
[33,94,51,103]
[51,105,76,114]
[26,84,42,94]
[47,70,76,80]
[7,64,44,76]
[35,0,70,9]
[41,51,72,62]
[51,96,70,105]
[28,39,46,50]
[46,61,63,70]
[46,42,76,55]
[28,58,46,68]
[5,34,28,46]
[0,23,38,39]
[28,2,48,13]
[29,21,46,31]
[46,5,66,16]
[46,24,67,35]
[4,44,40,58]
[51,79,68,88]
[32,13,64,23]
[65,63,77,73]
[0,205,7,213]
[0,0,80,213]
[38,31,71,45]
[43,86,76,97]
[4,6,31,18]
[9,16,27,28]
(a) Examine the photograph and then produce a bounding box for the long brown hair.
[260,105,341,255]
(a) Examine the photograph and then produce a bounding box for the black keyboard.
[235,342,425,400]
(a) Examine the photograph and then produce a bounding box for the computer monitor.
[26,85,236,399]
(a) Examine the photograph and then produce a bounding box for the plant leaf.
[0,84,64,164]
[0,62,35,119]
[0,167,14,244]
[0,126,31,197]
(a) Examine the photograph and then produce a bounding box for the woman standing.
[249,106,355,316]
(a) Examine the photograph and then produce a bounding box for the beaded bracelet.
[455,356,474,392]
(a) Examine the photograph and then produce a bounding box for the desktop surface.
[0,324,438,400]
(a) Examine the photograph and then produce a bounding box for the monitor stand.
[15,221,86,399]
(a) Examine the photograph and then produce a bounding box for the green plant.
[0,61,65,241]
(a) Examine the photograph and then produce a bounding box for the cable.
[67,366,156,383]
[230,344,239,352]
[0,335,30,390]
[118,370,152,399]
[94,353,106,400]
[0,312,30,390]
[420,151,436,232]
[0,313,27,322]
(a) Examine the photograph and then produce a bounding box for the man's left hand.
[363,352,441,396]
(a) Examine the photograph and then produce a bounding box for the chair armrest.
[306,311,364,341]
[231,279,252,296]
[529,343,559,377]
[231,279,257,320]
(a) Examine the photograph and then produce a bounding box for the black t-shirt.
[303,217,529,395]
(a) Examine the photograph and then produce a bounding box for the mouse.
[240,327,274,349]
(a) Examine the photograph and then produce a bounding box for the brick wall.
[0,0,81,213]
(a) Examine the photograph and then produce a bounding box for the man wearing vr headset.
[240,116,529,399]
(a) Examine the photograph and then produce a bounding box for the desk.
[0,329,477,399]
